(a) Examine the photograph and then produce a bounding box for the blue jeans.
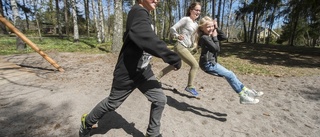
[203,62,244,93]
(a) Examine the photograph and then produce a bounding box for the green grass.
[213,42,320,77]
[1,37,320,77]
[0,36,110,55]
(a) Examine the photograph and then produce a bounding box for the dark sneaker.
[79,114,92,137]
[185,87,199,97]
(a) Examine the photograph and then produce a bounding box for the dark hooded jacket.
[112,4,181,89]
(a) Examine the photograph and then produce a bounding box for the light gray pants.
[85,75,166,136]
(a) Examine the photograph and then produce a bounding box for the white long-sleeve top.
[170,16,198,48]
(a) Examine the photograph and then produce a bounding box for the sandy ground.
[0,52,319,137]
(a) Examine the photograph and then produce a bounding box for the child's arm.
[128,8,182,69]
[170,17,187,40]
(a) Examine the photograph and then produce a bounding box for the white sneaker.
[240,94,259,104]
[243,88,264,97]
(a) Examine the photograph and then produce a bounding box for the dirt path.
[0,52,319,137]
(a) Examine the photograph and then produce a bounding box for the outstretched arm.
[128,8,181,69]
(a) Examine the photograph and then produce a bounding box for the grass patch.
[1,37,320,77]
[0,36,110,55]
[216,42,320,77]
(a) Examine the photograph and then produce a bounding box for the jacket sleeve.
[199,35,220,52]
[216,28,227,41]
[128,8,181,69]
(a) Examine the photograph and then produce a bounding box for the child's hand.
[213,20,218,28]
[177,34,184,40]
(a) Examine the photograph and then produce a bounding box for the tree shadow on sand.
[0,100,74,136]
[90,111,145,137]
[299,86,320,101]
[220,43,320,68]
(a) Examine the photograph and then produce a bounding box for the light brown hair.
[186,2,201,16]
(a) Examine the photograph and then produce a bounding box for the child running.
[156,2,201,97]
[78,0,181,137]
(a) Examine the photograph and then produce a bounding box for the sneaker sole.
[257,92,264,97]
[185,90,199,97]
[240,99,259,104]
[247,92,264,98]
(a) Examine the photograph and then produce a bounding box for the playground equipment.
[0,15,64,72]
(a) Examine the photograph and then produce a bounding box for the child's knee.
[153,94,167,106]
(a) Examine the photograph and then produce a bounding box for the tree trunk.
[221,0,226,29]
[217,0,222,26]
[226,0,233,41]
[0,0,8,34]
[106,0,111,41]
[162,1,167,40]
[168,0,173,41]
[49,0,55,34]
[56,0,62,38]
[263,11,268,44]
[253,14,259,43]
[98,0,105,43]
[64,0,69,37]
[242,0,248,42]
[249,2,257,43]
[290,16,299,46]
[22,0,30,30]
[84,0,90,37]
[153,10,157,35]
[111,0,123,52]
[32,0,42,41]
[11,0,26,50]
[71,0,79,42]
[267,2,277,45]
[91,0,101,43]
[178,0,181,19]
[212,0,216,18]
[10,0,18,28]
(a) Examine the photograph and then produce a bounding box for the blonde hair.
[194,16,213,46]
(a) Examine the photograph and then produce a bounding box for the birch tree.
[91,0,101,43]
[71,0,79,42]
[226,0,234,40]
[98,0,105,43]
[0,0,7,34]
[106,0,111,41]
[30,0,43,41]
[112,0,123,52]
[11,0,26,50]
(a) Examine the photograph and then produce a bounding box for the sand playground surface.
[0,52,319,137]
